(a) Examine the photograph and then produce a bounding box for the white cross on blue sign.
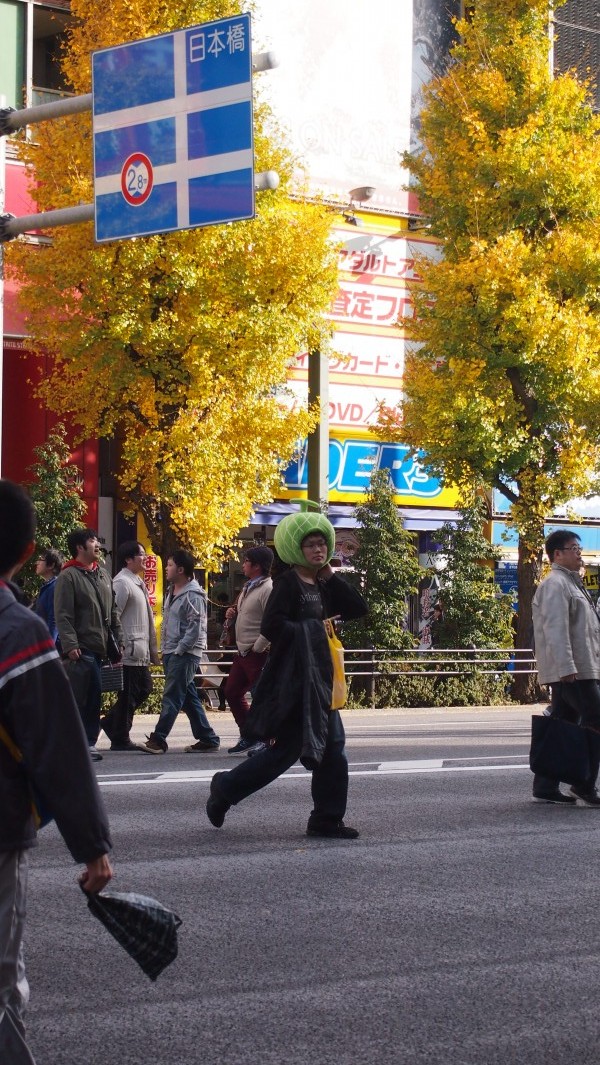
[92,14,254,243]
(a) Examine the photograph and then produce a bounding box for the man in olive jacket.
[531,529,600,806]
[54,528,123,759]
[0,480,112,1065]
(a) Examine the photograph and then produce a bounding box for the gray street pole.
[307,348,329,510]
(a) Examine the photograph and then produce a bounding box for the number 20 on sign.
[121,153,154,206]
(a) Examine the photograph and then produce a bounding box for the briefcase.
[529,714,596,786]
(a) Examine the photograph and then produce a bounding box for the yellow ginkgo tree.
[379,0,600,698]
[8,0,339,566]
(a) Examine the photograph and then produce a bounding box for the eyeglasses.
[561,545,582,554]
[303,539,328,550]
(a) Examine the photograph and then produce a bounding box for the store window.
[0,0,25,109]
[32,3,73,105]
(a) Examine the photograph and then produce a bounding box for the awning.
[250,502,461,531]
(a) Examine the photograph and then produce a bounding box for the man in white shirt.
[532,529,600,805]
[101,541,159,751]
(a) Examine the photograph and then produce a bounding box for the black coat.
[246,570,368,767]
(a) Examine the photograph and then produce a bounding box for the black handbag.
[529,714,596,786]
[100,662,124,693]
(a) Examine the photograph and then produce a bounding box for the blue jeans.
[155,653,219,745]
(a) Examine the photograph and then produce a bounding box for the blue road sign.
[92,15,254,243]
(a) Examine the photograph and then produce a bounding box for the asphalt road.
[24,706,600,1065]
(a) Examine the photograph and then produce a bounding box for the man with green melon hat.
[206,502,368,839]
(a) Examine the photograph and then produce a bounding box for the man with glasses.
[32,548,63,643]
[100,541,159,752]
[532,530,600,805]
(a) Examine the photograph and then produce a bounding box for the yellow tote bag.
[324,618,347,710]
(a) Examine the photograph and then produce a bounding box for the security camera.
[349,186,376,203]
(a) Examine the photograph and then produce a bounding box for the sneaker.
[227,738,253,755]
[306,820,360,839]
[206,771,230,828]
[88,746,103,762]
[110,741,144,752]
[184,740,220,753]
[246,740,267,757]
[141,733,167,754]
[532,791,577,804]
[569,787,600,806]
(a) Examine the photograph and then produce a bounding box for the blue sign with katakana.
[92,15,254,242]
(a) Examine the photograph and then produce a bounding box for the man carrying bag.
[530,529,600,805]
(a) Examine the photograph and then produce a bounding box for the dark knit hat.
[244,546,274,574]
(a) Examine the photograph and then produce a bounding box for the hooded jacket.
[532,563,600,684]
[161,578,207,656]
[0,580,111,858]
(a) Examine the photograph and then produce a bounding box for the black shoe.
[184,740,220,753]
[306,820,360,839]
[206,772,230,828]
[88,746,103,762]
[110,741,143,752]
[227,738,252,754]
[532,791,577,805]
[569,787,600,806]
[100,717,113,741]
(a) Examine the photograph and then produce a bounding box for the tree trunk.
[512,534,544,703]
[138,500,187,570]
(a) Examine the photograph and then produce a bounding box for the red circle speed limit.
[121,153,154,206]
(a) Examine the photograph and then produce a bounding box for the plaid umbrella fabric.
[84,888,182,981]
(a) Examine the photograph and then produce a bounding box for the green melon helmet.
[274,501,336,568]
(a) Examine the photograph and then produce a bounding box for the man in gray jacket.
[0,480,112,1065]
[101,541,159,751]
[142,550,220,754]
[532,529,600,805]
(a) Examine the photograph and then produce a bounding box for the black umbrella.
[83,887,182,981]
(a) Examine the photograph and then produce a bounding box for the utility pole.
[306,349,330,511]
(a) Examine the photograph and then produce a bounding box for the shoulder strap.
[85,570,111,629]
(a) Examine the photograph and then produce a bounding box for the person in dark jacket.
[54,528,124,760]
[32,547,63,642]
[0,479,113,1065]
[206,508,367,839]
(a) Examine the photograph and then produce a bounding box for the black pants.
[102,665,153,745]
[217,709,349,824]
[533,679,600,795]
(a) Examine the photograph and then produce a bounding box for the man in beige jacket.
[532,529,600,805]
[225,547,273,755]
